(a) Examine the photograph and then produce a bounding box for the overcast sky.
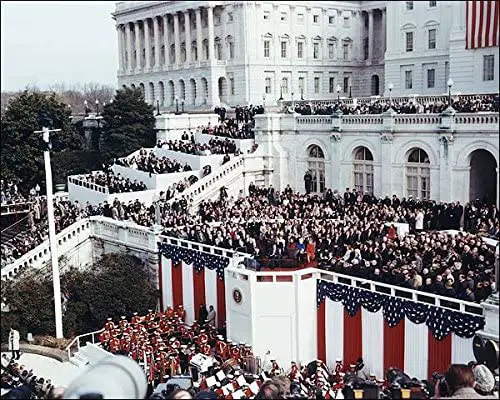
[1,1,117,92]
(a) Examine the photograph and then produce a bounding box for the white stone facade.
[113,1,498,109]
[253,112,500,207]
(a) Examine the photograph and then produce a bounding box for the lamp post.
[95,99,100,116]
[388,82,394,106]
[349,86,352,99]
[109,98,113,104]
[181,99,185,113]
[278,86,283,101]
[447,78,454,107]
[301,87,304,101]
[336,84,341,103]
[262,94,266,112]
[175,96,179,114]
[291,91,295,109]
[156,98,161,116]
[67,104,72,120]
[84,100,88,117]
[34,126,64,339]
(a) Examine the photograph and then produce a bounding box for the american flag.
[316,281,484,340]
[466,0,499,49]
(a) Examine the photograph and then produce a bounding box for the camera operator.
[433,364,497,399]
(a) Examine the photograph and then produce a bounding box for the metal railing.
[0,215,30,244]
[65,328,104,360]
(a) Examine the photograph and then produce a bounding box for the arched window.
[353,147,374,194]
[406,148,430,199]
[308,145,325,193]
[371,75,379,96]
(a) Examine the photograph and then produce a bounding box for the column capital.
[367,9,374,15]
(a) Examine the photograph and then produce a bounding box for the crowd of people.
[290,95,500,116]
[114,150,192,175]
[1,180,26,205]
[156,139,241,156]
[76,170,148,194]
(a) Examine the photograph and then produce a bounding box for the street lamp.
[109,98,113,104]
[175,96,179,114]
[388,82,394,105]
[95,99,100,115]
[291,91,295,108]
[84,100,88,116]
[336,84,341,103]
[262,94,266,112]
[300,87,304,101]
[156,98,161,116]
[278,86,284,101]
[181,99,185,113]
[447,78,454,107]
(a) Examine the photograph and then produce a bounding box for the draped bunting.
[158,242,228,280]
[317,280,485,341]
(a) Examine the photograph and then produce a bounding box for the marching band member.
[104,318,115,331]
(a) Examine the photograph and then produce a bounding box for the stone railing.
[68,175,109,194]
[1,202,33,215]
[1,218,92,280]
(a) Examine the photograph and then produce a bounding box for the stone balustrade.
[1,202,33,215]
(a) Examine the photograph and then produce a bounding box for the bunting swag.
[316,280,484,340]
[158,242,228,280]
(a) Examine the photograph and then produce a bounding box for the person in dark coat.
[198,304,208,326]
[304,171,313,195]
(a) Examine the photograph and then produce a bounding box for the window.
[313,43,320,59]
[406,1,414,10]
[263,11,270,21]
[427,69,435,88]
[313,15,319,23]
[328,43,334,59]
[282,77,289,94]
[297,42,304,58]
[281,41,287,58]
[308,145,325,193]
[429,0,437,7]
[297,13,304,23]
[406,31,414,52]
[214,14,221,25]
[353,147,374,194]
[343,17,350,27]
[281,12,287,22]
[265,77,272,94]
[363,38,369,60]
[483,55,494,81]
[428,29,436,49]
[406,149,430,200]
[329,77,335,93]
[227,12,233,22]
[405,70,413,89]
[229,41,234,59]
[329,16,335,24]
[343,43,349,60]
[215,41,222,60]
[343,77,349,93]
[314,77,320,93]
[264,40,270,58]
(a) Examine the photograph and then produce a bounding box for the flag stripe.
[451,333,476,364]
[216,278,226,328]
[485,0,492,47]
[317,301,326,361]
[158,255,164,311]
[427,331,452,380]
[383,320,405,373]
[466,0,470,49]
[404,318,429,379]
[193,268,206,321]
[478,0,485,48]
[171,261,183,309]
[205,268,218,326]
[162,257,174,309]
[472,1,478,48]
[325,299,344,370]
[493,0,499,46]
[182,262,195,324]
[343,310,362,366]
[362,309,384,379]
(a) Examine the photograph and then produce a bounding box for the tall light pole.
[447,78,454,107]
[34,126,64,339]
[84,100,88,117]
[95,99,100,116]
[262,94,266,113]
[336,84,341,103]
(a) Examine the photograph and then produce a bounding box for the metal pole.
[36,126,64,338]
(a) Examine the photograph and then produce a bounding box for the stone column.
[207,6,215,61]
[126,23,133,72]
[134,21,142,70]
[184,10,191,63]
[173,12,181,64]
[357,11,364,62]
[163,14,170,67]
[381,8,386,56]
[153,16,161,69]
[196,8,203,60]
[117,24,124,73]
[368,9,374,63]
[144,19,151,70]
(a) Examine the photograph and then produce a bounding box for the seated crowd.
[114,150,192,175]
[76,170,148,194]
[156,139,240,156]
[1,180,26,206]
[291,94,500,116]
[1,354,59,399]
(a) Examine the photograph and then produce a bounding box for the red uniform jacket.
[216,341,228,358]
[99,330,110,344]
[201,343,211,356]
[104,321,115,331]
[230,347,240,360]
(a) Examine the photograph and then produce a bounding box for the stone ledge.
[1,343,69,363]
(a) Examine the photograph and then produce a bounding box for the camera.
[431,372,450,397]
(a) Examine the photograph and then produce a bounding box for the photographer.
[433,364,497,399]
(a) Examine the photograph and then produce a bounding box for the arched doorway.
[148,82,155,105]
[167,80,175,106]
[469,149,497,204]
[218,77,227,103]
[131,83,136,90]
[178,79,186,101]
[189,78,197,105]
[371,75,379,96]
[139,83,145,100]
[406,148,430,199]
[307,145,326,193]
[158,81,165,106]
[353,146,374,194]
[200,78,208,104]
